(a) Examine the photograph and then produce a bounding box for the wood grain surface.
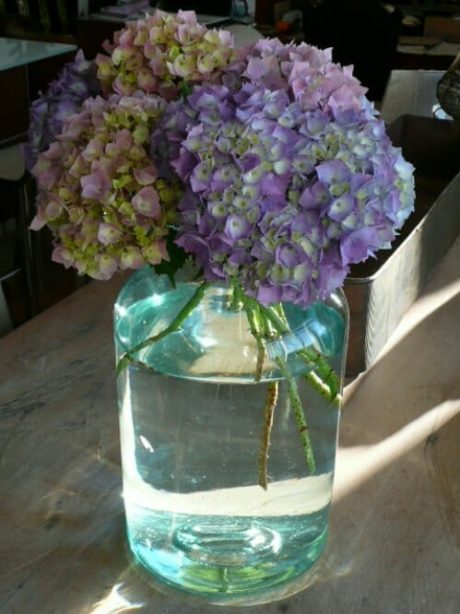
[0,237,459,614]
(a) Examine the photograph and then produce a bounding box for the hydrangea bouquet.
[29,10,415,486]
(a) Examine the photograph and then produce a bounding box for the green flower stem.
[229,280,242,311]
[299,348,341,403]
[273,303,289,326]
[275,356,316,475]
[236,287,267,382]
[249,312,266,382]
[235,286,280,487]
[259,303,290,335]
[258,381,279,490]
[116,280,210,375]
[261,303,340,405]
[306,370,338,402]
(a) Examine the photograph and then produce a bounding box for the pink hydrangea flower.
[95,10,238,99]
[31,93,181,280]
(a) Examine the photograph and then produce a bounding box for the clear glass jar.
[114,266,349,605]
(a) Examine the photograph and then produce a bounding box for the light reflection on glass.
[139,435,154,453]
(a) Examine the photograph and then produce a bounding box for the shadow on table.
[342,284,460,445]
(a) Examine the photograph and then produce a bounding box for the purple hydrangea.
[25,50,101,171]
[155,41,415,307]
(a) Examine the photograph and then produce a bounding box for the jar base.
[126,504,329,604]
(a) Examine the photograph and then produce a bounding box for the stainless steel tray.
[344,114,460,375]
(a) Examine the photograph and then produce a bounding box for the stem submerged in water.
[233,281,340,484]
[242,297,266,382]
[258,381,279,490]
[116,280,209,375]
[258,303,340,405]
[275,357,316,474]
[118,277,340,487]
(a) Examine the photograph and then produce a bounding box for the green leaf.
[153,234,188,286]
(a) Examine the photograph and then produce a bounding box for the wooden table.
[1,237,459,613]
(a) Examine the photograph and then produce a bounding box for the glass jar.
[114,266,349,605]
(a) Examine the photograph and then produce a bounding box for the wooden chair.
[0,0,77,41]
[0,143,41,330]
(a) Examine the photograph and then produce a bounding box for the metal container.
[344,114,460,375]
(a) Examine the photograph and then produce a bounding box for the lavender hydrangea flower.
[25,50,101,171]
[156,43,415,307]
